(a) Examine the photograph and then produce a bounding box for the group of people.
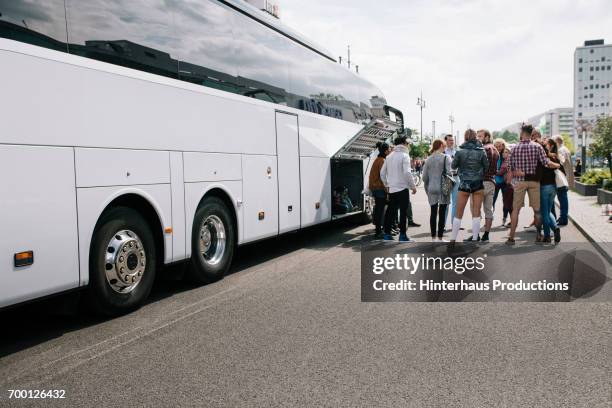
[368,124,574,245]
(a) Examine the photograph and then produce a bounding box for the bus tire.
[88,207,157,316]
[189,197,235,283]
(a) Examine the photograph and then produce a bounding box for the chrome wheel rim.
[199,215,226,266]
[104,230,146,294]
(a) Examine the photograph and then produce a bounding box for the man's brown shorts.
[512,181,540,210]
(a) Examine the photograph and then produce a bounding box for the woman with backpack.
[422,139,453,241]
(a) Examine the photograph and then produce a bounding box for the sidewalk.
[558,189,612,263]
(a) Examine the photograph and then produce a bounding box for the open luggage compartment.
[331,159,364,218]
[330,111,404,219]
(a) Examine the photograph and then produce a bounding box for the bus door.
[275,111,301,233]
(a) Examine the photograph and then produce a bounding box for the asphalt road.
[1,188,610,407]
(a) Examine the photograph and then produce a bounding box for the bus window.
[65,0,179,79]
[0,0,68,52]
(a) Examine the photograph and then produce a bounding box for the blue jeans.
[444,176,460,224]
[540,184,558,238]
[556,186,569,223]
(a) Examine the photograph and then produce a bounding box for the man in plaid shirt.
[506,124,560,245]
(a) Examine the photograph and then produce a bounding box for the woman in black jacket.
[449,129,489,247]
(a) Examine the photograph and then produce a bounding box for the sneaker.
[481,233,490,242]
[542,236,552,243]
[430,237,437,242]
[398,234,412,242]
[505,237,515,246]
[463,235,480,242]
[501,218,507,227]
[383,234,394,241]
[524,225,538,233]
[504,222,512,228]
[553,227,561,243]
[408,221,421,227]
[437,237,449,242]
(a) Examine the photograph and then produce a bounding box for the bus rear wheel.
[88,207,156,316]
[189,197,235,283]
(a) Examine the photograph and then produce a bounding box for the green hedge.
[580,169,611,185]
[603,179,612,192]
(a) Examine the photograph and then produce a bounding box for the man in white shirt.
[380,135,417,242]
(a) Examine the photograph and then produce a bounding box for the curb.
[556,200,612,265]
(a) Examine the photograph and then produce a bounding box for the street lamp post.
[449,114,455,136]
[432,120,436,139]
[549,111,554,138]
[575,119,594,175]
[417,92,426,142]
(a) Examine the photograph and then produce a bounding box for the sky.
[279,0,612,138]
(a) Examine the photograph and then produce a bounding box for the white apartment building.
[574,39,612,148]
[528,107,574,139]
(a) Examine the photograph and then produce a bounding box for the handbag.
[555,169,568,189]
[440,156,455,196]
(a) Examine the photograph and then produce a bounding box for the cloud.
[280,0,612,136]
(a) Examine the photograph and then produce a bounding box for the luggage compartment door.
[275,112,301,234]
[0,145,80,308]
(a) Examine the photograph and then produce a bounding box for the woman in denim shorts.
[449,129,489,247]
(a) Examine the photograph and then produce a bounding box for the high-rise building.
[528,107,574,138]
[574,39,612,148]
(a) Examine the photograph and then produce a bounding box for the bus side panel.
[297,114,362,158]
[0,145,79,308]
[76,185,172,286]
[0,45,276,156]
[241,155,279,243]
[300,157,331,228]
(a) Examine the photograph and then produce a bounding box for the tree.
[493,130,519,144]
[561,133,575,155]
[590,116,612,174]
[409,141,429,159]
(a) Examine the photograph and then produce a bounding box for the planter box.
[597,188,612,204]
[574,181,601,196]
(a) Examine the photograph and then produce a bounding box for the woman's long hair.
[376,141,389,158]
[546,138,558,157]
[464,128,477,142]
[429,139,445,155]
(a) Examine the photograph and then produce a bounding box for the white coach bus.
[0,0,403,314]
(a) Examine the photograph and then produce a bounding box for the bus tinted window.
[287,41,364,122]
[170,0,242,95]
[232,10,290,104]
[0,0,67,52]
[2,0,386,123]
[65,0,179,79]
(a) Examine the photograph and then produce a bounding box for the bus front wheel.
[189,197,235,283]
[88,207,157,316]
